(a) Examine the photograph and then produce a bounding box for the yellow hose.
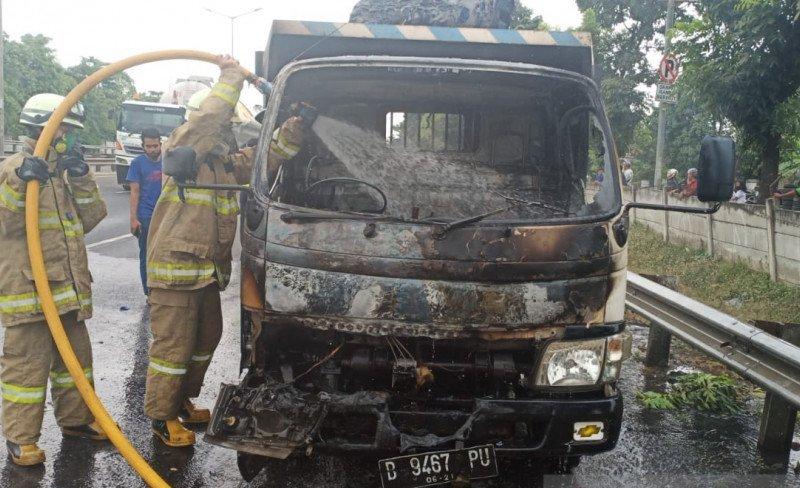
[25,50,257,488]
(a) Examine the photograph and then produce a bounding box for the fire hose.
[25,50,265,488]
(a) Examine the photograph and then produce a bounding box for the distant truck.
[114,100,186,187]
[203,19,735,485]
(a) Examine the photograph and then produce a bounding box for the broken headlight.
[535,334,628,387]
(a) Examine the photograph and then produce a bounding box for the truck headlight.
[535,334,630,387]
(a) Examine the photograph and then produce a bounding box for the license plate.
[378,445,499,488]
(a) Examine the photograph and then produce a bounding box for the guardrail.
[626,272,800,468]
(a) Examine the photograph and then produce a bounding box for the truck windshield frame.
[253,57,622,227]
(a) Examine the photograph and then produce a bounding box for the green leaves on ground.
[637,373,742,414]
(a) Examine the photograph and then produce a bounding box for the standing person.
[0,94,108,466]
[665,169,681,194]
[681,168,698,198]
[594,167,605,184]
[621,160,633,186]
[144,55,256,447]
[126,128,163,298]
[730,180,748,204]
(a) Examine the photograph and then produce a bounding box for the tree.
[575,1,689,156]
[674,0,800,200]
[3,36,137,145]
[66,57,135,144]
[139,91,164,103]
[3,34,73,139]
[511,4,546,30]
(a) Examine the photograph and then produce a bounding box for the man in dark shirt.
[126,127,163,296]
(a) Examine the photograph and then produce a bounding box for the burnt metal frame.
[623,201,722,215]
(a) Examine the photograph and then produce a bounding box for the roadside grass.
[627,222,800,324]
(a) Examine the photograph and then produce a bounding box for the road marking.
[86,233,134,250]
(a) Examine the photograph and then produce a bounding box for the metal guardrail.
[625,271,800,466]
[626,271,800,407]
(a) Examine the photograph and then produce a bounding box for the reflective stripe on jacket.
[0,141,107,326]
[146,67,254,292]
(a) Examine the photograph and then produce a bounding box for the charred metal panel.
[263,261,608,339]
[264,209,622,283]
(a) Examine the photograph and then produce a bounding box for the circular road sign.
[659,54,680,84]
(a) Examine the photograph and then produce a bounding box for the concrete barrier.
[621,187,800,285]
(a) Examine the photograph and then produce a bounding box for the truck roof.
[260,20,593,81]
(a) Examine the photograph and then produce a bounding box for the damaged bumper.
[205,381,622,459]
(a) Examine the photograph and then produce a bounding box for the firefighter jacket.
[146,67,254,292]
[0,139,107,327]
[266,116,305,180]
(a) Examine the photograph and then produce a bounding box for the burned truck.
[205,20,734,485]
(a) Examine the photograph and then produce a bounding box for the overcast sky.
[2,0,583,108]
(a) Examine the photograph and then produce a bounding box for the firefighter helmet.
[19,93,85,129]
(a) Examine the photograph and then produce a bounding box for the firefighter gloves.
[16,157,50,183]
[57,150,90,178]
[163,146,198,183]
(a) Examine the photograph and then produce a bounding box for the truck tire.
[238,452,268,482]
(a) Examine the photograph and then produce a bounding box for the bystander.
[126,127,163,298]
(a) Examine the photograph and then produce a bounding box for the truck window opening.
[260,65,619,224]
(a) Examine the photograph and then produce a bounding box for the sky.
[2,0,583,108]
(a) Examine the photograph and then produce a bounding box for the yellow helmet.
[185,88,254,124]
[20,93,85,129]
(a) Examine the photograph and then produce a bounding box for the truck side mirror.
[697,136,735,203]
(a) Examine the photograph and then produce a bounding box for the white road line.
[86,233,134,250]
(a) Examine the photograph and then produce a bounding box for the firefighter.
[265,102,317,185]
[144,55,256,447]
[0,94,108,466]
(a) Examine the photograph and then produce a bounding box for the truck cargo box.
[259,20,593,81]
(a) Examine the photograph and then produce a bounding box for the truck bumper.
[205,382,622,459]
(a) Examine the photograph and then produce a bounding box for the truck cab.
[208,20,633,484]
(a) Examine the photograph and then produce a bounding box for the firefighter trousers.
[1,313,94,445]
[144,284,222,420]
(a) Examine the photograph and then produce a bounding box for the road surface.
[0,174,797,487]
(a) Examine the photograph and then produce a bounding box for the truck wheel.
[237,452,268,482]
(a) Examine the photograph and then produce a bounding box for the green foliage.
[628,222,800,323]
[66,57,136,144]
[575,1,688,156]
[638,373,742,415]
[636,391,679,410]
[3,35,136,145]
[673,0,800,196]
[3,34,73,139]
[139,91,164,103]
[510,4,546,30]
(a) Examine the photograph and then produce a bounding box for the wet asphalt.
[0,174,797,488]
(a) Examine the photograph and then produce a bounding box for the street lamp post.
[204,7,263,56]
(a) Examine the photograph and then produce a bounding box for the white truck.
[113,100,186,188]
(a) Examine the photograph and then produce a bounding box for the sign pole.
[654,0,676,189]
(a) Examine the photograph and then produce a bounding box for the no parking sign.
[659,54,680,84]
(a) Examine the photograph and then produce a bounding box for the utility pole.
[204,7,262,56]
[0,0,5,159]
[654,0,676,189]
